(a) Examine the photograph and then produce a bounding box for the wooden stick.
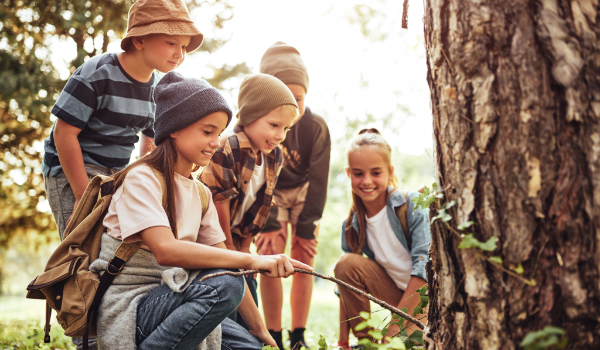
[198,268,426,330]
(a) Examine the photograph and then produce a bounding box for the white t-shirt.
[232,153,266,227]
[103,165,226,250]
[366,207,413,290]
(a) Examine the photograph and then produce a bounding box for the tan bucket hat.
[121,0,203,53]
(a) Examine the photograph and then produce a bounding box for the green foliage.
[0,319,74,349]
[520,326,568,350]
[431,200,455,223]
[457,221,475,230]
[410,183,441,212]
[412,285,429,316]
[262,345,277,350]
[457,234,497,251]
[514,263,524,274]
[489,256,503,264]
[355,303,431,350]
[318,335,328,350]
[356,311,383,331]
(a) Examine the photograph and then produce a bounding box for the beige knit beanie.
[259,41,309,93]
[237,73,298,126]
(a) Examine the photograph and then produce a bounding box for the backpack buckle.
[106,259,124,275]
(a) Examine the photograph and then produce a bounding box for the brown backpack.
[26,169,209,347]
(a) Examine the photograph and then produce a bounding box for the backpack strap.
[395,192,412,250]
[195,179,210,217]
[395,187,426,251]
[83,240,143,349]
[150,168,209,216]
[43,302,52,343]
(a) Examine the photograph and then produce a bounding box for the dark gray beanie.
[153,71,233,145]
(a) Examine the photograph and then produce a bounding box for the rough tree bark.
[423,0,600,349]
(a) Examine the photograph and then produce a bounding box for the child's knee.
[203,270,246,312]
[334,253,363,280]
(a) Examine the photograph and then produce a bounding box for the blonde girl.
[89,72,310,350]
[334,129,430,348]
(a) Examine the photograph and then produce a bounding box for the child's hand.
[291,235,318,258]
[255,230,286,255]
[249,329,278,349]
[252,254,312,278]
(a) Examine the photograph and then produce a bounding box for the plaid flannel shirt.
[200,130,283,245]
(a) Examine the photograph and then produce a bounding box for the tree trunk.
[422,0,600,349]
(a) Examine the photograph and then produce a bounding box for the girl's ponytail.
[344,129,398,253]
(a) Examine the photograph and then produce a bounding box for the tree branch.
[199,268,426,330]
[402,0,410,29]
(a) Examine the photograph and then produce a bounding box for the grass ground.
[0,277,375,349]
[0,296,74,349]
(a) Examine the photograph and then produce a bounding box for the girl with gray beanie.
[90,71,310,349]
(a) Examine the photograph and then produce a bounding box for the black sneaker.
[269,329,284,350]
[289,328,310,349]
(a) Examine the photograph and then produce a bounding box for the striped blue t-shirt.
[42,53,158,177]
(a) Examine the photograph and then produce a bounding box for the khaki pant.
[334,253,403,340]
[273,182,309,224]
[44,164,118,240]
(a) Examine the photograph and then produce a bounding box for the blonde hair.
[278,103,300,121]
[344,130,398,253]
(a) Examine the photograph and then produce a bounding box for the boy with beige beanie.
[254,41,331,350]
[200,73,299,342]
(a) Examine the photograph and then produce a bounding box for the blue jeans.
[136,269,263,350]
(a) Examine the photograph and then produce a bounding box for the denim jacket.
[341,188,431,281]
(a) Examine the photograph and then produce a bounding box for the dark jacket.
[262,106,331,239]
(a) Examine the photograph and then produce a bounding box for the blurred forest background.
[0,0,433,347]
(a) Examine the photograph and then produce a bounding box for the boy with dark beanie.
[255,41,331,350]
[201,73,299,334]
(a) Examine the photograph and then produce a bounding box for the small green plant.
[411,184,442,213]
[457,233,497,251]
[353,284,429,350]
[412,285,429,317]
[413,183,535,286]
[520,326,568,350]
[318,335,329,350]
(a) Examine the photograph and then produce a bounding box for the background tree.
[0,0,249,294]
[423,0,600,348]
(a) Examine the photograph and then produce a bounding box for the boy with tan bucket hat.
[41,1,202,349]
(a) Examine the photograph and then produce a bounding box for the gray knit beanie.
[236,73,298,127]
[153,71,233,145]
[259,41,309,92]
